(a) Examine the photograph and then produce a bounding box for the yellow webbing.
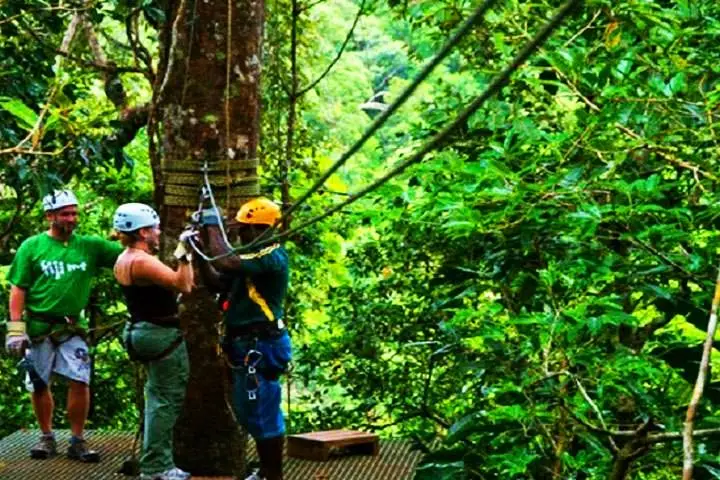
[246,278,275,322]
[242,244,281,322]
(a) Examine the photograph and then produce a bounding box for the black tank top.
[121,283,178,322]
[120,255,178,323]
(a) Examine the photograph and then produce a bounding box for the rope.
[225,0,233,213]
[188,0,581,261]
[201,160,234,249]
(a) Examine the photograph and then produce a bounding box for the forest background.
[1,0,720,478]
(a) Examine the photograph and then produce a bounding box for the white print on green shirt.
[40,260,87,280]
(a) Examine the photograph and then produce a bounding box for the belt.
[30,312,79,325]
[125,322,184,362]
[130,315,181,329]
[227,322,285,340]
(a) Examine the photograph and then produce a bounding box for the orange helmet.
[236,197,281,225]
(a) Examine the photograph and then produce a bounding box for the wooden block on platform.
[288,430,380,461]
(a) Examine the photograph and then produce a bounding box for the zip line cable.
[190,0,582,261]
[224,0,501,254]
[282,0,500,220]
[267,0,582,243]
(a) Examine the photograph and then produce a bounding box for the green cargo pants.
[123,321,189,475]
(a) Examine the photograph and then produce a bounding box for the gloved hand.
[173,241,191,262]
[174,231,194,262]
[191,207,222,226]
[5,321,29,358]
[179,228,199,243]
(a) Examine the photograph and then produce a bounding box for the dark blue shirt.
[221,244,289,327]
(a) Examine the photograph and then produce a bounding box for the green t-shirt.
[8,232,123,337]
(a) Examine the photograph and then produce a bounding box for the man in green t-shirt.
[4,189,122,463]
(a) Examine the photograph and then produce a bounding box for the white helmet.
[42,190,78,212]
[113,203,160,232]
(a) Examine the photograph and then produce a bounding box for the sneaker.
[67,438,100,463]
[29,435,57,459]
[139,467,191,480]
[244,469,265,480]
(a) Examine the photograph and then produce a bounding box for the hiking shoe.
[67,438,100,463]
[244,469,265,480]
[139,467,191,480]
[29,435,57,459]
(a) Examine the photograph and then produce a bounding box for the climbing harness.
[124,320,185,363]
[10,313,98,352]
[244,348,263,401]
[18,348,47,391]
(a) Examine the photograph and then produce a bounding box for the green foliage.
[3,0,720,478]
[268,0,720,478]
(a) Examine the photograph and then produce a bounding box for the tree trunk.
[609,441,647,480]
[154,0,265,474]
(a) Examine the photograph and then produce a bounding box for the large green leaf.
[0,97,38,130]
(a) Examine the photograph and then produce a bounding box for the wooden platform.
[0,429,423,479]
[288,430,379,461]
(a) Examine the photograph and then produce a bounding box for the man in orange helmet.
[196,197,290,480]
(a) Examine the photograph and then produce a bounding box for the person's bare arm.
[133,255,194,294]
[197,256,226,292]
[204,225,245,271]
[9,285,26,322]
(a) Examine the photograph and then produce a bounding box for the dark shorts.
[226,330,292,440]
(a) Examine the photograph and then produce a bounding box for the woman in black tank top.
[112,203,194,480]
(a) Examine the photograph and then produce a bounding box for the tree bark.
[155,0,265,474]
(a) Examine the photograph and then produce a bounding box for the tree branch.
[5,13,82,155]
[298,0,327,13]
[547,59,719,183]
[0,5,92,26]
[125,8,156,82]
[682,265,720,479]
[18,19,146,74]
[508,12,720,185]
[155,0,188,106]
[564,403,720,447]
[573,377,619,452]
[651,428,720,445]
[629,236,698,281]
